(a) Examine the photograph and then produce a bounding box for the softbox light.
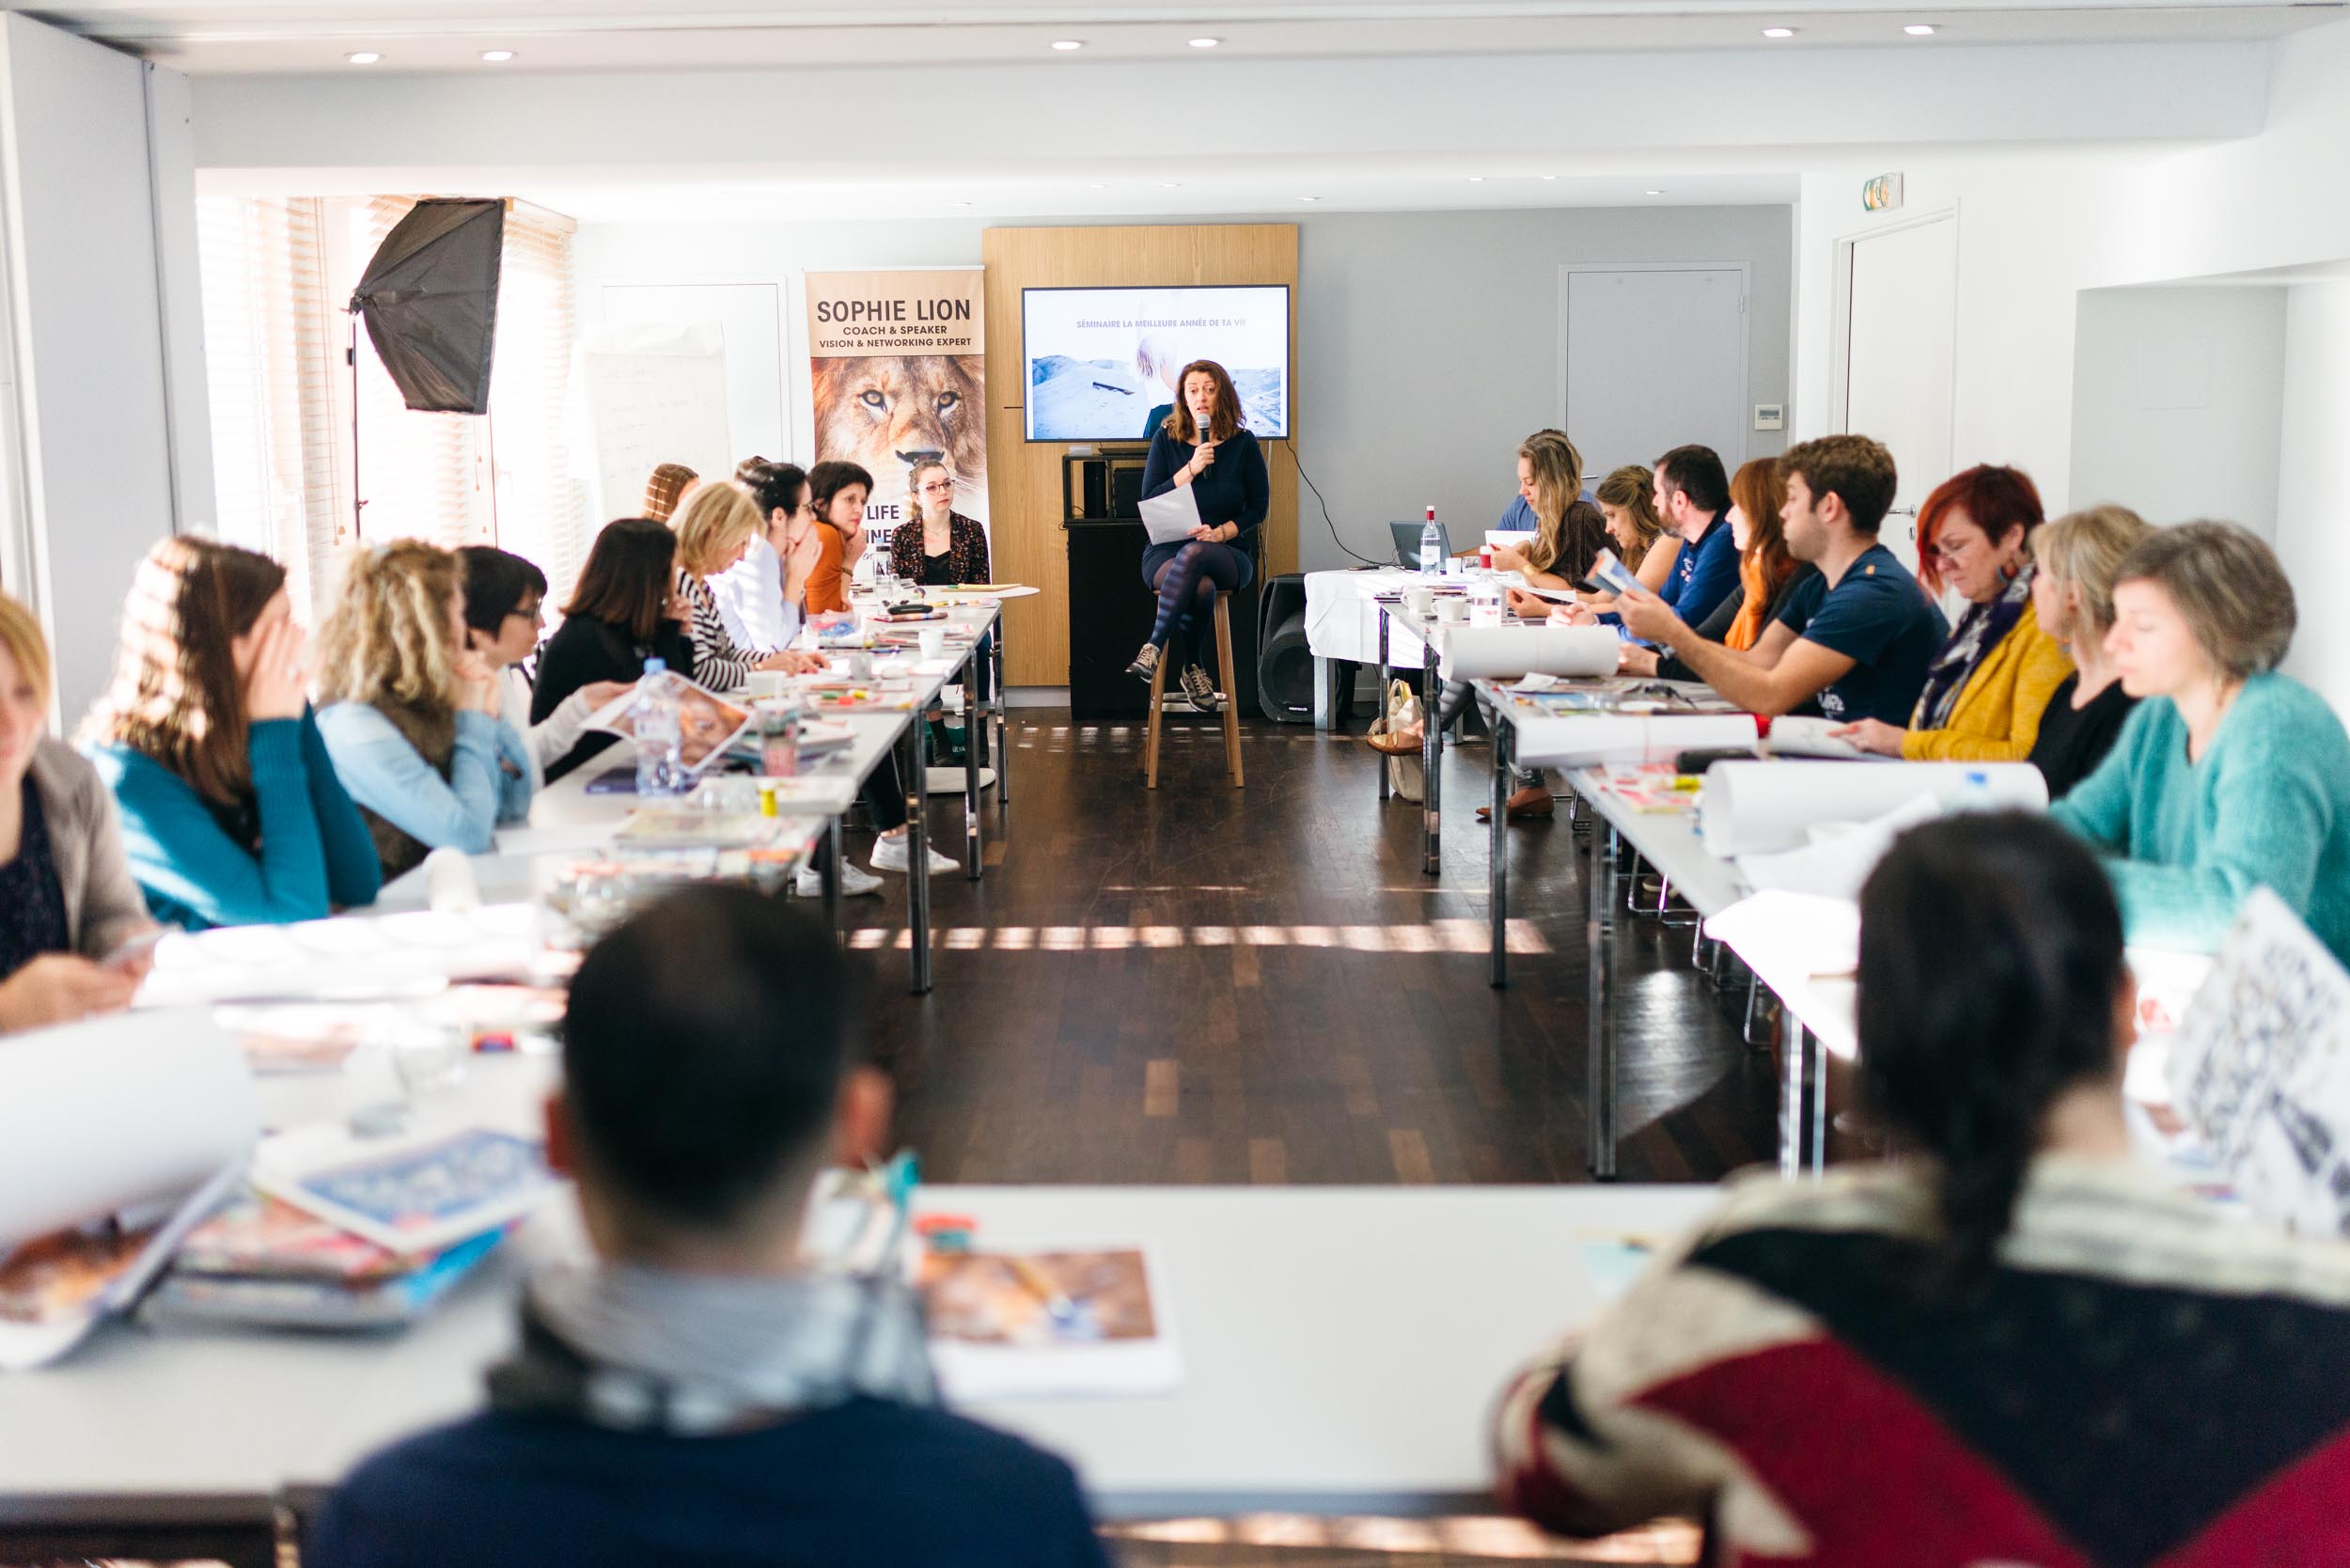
[349,197,505,415]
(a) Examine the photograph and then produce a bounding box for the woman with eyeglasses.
[890,463,995,771]
[458,547,634,792]
[1828,463,2073,761]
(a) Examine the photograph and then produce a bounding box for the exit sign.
[1863,173,1905,212]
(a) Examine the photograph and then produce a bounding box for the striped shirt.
[676,569,764,693]
[1496,1156,2350,1565]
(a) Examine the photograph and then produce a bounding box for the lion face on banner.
[811,353,987,507]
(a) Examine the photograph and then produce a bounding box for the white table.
[0,1054,1725,1522]
[397,601,1006,996]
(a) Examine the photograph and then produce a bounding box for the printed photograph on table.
[588,680,753,772]
[919,1247,1158,1345]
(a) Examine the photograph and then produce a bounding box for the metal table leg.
[1778,1001,1804,1177]
[823,816,843,933]
[1588,818,1621,1178]
[1421,628,1441,876]
[901,721,932,995]
[1375,606,1391,803]
[963,650,982,882]
[991,619,1010,809]
[1489,713,1511,989]
[1808,1027,1828,1175]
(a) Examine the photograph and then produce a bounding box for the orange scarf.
[1727,552,1795,651]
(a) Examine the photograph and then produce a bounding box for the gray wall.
[2070,284,2286,538]
[1290,204,1793,570]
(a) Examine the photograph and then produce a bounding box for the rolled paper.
[1700,759,2049,857]
[1438,624,1620,681]
[0,1011,258,1249]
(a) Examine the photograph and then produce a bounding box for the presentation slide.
[1024,285,1290,442]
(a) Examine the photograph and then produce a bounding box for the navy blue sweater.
[306,1398,1112,1568]
[1141,427,1270,540]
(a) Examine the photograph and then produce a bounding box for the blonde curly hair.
[314,540,462,765]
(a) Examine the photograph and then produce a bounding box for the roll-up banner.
[806,269,989,539]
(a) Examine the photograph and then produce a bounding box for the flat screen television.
[1022,284,1290,443]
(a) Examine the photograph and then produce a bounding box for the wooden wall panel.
[981,224,1299,687]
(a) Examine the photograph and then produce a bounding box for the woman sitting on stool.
[1128,359,1268,713]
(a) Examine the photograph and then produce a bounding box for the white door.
[1841,216,1957,576]
[1561,265,1747,490]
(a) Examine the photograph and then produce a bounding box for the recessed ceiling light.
[954,201,973,208]
[1051,39,1083,51]
[479,49,515,62]
[1160,181,1181,188]
[1467,176,1485,182]
[1645,188,1666,196]
[1089,182,1107,189]
[1188,37,1220,48]
[1541,175,1559,180]
[1904,23,1938,34]
[1298,196,1319,202]
[1762,26,1796,38]
[345,50,381,63]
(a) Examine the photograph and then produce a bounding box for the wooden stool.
[1144,589,1244,789]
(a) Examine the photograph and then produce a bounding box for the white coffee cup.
[917,626,947,660]
[1403,587,1435,618]
[1440,599,1469,624]
[747,668,788,699]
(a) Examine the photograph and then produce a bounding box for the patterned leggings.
[1148,541,1249,653]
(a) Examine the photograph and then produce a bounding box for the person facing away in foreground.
[307,886,1110,1568]
[1496,811,2350,1566]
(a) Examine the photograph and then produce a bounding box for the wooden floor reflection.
[840,708,1776,1184]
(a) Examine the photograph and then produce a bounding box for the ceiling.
[44,0,2343,73]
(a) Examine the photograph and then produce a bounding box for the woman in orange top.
[1624,458,1811,680]
[801,460,872,616]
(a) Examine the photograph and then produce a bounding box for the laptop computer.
[1388,519,1456,569]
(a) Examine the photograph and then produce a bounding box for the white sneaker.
[870,833,958,875]
[925,765,998,795]
[794,860,883,898]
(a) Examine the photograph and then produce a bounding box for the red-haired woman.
[1834,463,2074,760]
[1129,359,1269,713]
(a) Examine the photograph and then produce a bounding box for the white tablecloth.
[1304,568,1429,668]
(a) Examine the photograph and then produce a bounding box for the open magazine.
[585,676,753,777]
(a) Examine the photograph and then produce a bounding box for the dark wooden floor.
[836,705,1776,1184]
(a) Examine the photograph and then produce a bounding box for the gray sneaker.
[1124,642,1161,682]
[1180,665,1224,713]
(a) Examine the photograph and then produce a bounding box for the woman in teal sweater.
[81,538,381,929]
[2051,522,2350,963]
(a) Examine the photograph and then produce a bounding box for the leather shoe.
[1476,783,1556,823]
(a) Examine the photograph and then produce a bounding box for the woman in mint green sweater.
[2051,522,2350,963]
[80,538,381,930]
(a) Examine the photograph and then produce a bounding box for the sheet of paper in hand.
[2167,888,2350,1237]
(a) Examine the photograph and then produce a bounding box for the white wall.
[580,205,1794,572]
[0,16,205,726]
[2274,282,2350,712]
[2069,286,2287,538]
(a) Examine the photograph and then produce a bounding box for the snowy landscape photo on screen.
[1022,285,1290,442]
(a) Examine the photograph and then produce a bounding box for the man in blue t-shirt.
[1618,434,1947,723]
[1650,445,1742,628]
[306,887,1110,1568]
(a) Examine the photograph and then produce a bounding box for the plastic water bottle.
[634,657,683,797]
[1948,768,1998,813]
[1419,505,1443,577]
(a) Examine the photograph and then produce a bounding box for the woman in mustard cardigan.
[1832,464,2072,761]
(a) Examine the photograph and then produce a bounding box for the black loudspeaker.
[1065,524,1263,720]
[349,197,506,414]
[1109,464,1146,520]
[1257,573,1316,724]
[1079,461,1108,520]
